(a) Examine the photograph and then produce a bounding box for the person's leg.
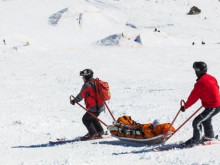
[183,107,220,146]
[82,112,97,136]
[192,114,203,141]
[192,107,220,140]
[91,112,104,134]
[183,114,203,146]
[202,118,214,138]
[202,107,220,138]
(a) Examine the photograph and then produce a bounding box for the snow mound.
[48,8,68,26]
[95,32,142,47]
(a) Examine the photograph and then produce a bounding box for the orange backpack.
[92,78,111,102]
[111,116,144,138]
[117,116,136,125]
[142,123,155,138]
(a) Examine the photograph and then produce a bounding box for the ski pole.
[104,102,116,121]
[166,105,203,141]
[70,95,108,127]
[163,100,185,141]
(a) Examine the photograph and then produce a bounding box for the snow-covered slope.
[0,0,220,164]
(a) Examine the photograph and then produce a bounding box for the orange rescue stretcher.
[107,116,175,144]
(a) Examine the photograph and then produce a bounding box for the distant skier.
[78,13,83,26]
[3,39,6,45]
[70,69,105,140]
[181,61,220,146]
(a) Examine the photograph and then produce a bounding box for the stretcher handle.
[162,100,185,141]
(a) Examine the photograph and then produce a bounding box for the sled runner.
[111,134,165,144]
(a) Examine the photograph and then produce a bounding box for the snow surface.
[1,0,220,164]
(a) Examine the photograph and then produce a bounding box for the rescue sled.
[111,134,166,145]
[107,115,175,145]
[73,98,201,146]
[107,100,203,145]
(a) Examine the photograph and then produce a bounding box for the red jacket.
[185,74,220,109]
[75,78,105,112]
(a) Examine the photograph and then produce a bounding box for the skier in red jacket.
[181,61,220,146]
[70,69,105,140]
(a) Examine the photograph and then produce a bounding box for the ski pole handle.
[180,100,186,107]
[70,95,74,101]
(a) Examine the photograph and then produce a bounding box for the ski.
[49,135,112,145]
[153,139,220,152]
[49,137,80,145]
[152,143,189,152]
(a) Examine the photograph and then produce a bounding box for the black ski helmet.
[193,61,207,77]
[80,69,94,80]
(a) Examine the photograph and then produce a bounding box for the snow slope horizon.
[1,0,220,164]
[1,0,220,50]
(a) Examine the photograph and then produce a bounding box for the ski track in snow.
[0,0,220,164]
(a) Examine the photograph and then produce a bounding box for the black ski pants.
[82,111,104,136]
[192,106,220,140]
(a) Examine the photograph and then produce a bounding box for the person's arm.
[74,84,87,102]
[184,82,203,109]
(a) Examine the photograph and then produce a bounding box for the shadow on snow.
[11,139,177,155]
[12,143,60,148]
[111,143,182,155]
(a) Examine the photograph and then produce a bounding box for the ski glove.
[180,106,185,112]
[70,100,75,105]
